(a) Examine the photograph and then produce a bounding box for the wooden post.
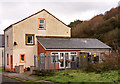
[44,54,46,71]
[79,54,80,69]
[2,50,3,67]
[54,55,56,72]
[48,54,50,71]
[39,54,41,71]
[34,55,36,67]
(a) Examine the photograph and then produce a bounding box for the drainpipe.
[4,31,5,70]
[2,50,3,67]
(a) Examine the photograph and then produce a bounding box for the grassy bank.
[34,70,118,83]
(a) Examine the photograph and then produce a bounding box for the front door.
[59,52,70,69]
[10,55,13,70]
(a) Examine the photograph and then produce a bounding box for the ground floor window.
[20,54,25,63]
[93,53,99,62]
[40,53,45,63]
[93,56,99,62]
[101,52,105,56]
[51,53,59,63]
[70,52,77,61]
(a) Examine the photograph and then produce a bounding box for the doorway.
[59,52,70,69]
[10,55,13,70]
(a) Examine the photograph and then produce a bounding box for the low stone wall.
[15,65,24,73]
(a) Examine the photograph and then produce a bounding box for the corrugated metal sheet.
[37,38,111,50]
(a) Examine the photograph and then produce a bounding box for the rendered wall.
[12,10,71,68]
[4,27,13,71]
[0,48,4,67]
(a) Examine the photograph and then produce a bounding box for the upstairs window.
[38,18,46,29]
[25,34,35,45]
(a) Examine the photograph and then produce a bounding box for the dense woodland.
[69,6,120,52]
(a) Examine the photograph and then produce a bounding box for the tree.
[68,20,83,28]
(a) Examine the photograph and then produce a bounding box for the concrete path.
[2,71,59,84]
[2,71,38,81]
[2,75,20,83]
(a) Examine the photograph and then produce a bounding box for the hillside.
[71,6,120,51]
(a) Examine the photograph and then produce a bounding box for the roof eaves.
[45,47,111,50]
[43,9,71,28]
[4,25,12,31]
[4,9,71,31]
[4,9,45,31]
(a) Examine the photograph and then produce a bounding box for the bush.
[84,63,105,73]
[84,51,119,73]
[33,70,55,76]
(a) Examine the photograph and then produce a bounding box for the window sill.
[26,44,35,45]
[20,61,26,63]
[38,28,46,30]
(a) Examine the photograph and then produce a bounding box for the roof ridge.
[4,9,70,31]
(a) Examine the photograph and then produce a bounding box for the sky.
[0,0,119,34]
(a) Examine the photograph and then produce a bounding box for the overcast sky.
[0,0,119,34]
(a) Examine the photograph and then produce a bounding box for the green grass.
[0,67,4,71]
[34,70,119,83]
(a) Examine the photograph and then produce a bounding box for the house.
[0,34,4,67]
[4,9,71,72]
[4,9,111,72]
[37,38,111,70]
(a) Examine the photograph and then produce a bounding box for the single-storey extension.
[37,38,111,69]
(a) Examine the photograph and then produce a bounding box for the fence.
[34,52,99,71]
[34,54,58,71]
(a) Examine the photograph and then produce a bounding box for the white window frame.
[70,52,77,61]
[39,19,45,29]
[27,35,34,44]
[51,52,59,63]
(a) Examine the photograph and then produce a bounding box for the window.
[70,52,77,61]
[25,34,35,45]
[51,53,59,63]
[7,35,9,47]
[93,56,99,62]
[20,54,25,63]
[101,52,105,56]
[38,18,46,29]
[40,53,45,63]
[7,54,9,65]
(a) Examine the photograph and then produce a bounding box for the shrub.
[33,70,55,76]
[84,51,119,73]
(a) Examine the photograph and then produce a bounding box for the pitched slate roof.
[0,34,4,47]
[37,38,111,50]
